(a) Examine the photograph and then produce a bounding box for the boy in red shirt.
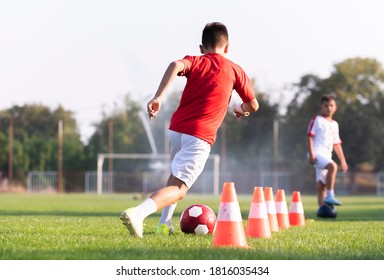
[121,22,259,237]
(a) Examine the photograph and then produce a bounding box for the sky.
[1,0,384,143]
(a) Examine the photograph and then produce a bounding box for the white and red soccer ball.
[180,204,217,235]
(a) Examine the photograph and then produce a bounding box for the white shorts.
[312,153,333,185]
[168,130,211,188]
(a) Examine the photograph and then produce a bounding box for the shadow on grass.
[303,208,384,221]
[0,207,383,221]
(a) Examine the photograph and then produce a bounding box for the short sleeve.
[307,116,317,137]
[233,66,255,103]
[177,55,194,77]
[333,122,342,144]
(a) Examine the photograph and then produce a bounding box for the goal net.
[95,153,220,195]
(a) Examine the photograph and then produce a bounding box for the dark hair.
[201,22,229,49]
[321,94,337,104]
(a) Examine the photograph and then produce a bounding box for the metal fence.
[377,172,384,196]
[142,171,169,194]
[335,172,349,195]
[85,171,115,193]
[21,170,384,196]
[27,171,57,193]
[85,170,286,195]
[260,171,291,193]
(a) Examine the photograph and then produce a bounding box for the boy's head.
[320,94,337,118]
[200,22,229,52]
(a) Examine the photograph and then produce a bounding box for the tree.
[323,58,384,170]
[214,86,280,172]
[83,94,151,170]
[0,104,84,182]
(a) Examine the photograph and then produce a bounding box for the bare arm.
[307,136,316,165]
[334,144,348,173]
[242,99,259,112]
[233,98,259,119]
[147,60,185,119]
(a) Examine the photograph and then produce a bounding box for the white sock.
[159,203,177,226]
[135,198,157,220]
[326,189,335,197]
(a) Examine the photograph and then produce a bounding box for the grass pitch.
[0,193,383,260]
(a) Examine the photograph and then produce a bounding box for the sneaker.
[324,196,342,206]
[120,208,143,238]
[156,224,175,235]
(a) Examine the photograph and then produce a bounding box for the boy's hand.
[147,98,161,120]
[233,103,250,119]
[308,155,316,165]
[341,161,348,173]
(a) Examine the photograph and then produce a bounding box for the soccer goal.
[377,172,384,196]
[96,153,220,196]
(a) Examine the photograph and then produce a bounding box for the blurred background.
[1,0,384,195]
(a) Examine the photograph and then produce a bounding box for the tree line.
[1,57,383,187]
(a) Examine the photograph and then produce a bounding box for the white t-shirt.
[307,115,342,157]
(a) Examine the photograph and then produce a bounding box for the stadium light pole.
[58,120,63,193]
[97,154,104,195]
[273,118,279,188]
[8,117,13,180]
[273,118,279,162]
[220,121,226,173]
[108,119,113,192]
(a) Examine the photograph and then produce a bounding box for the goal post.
[97,153,220,196]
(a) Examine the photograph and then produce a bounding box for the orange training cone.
[264,186,279,232]
[289,191,306,226]
[246,187,271,238]
[213,182,248,248]
[275,189,290,229]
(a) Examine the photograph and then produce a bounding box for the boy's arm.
[307,136,316,165]
[334,144,348,173]
[233,99,259,119]
[147,60,185,119]
[242,99,259,113]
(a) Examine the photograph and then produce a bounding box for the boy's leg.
[324,161,342,205]
[120,198,156,238]
[123,131,210,237]
[149,177,188,208]
[157,204,177,234]
[325,161,337,194]
[156,132,210,234]
[314,155,342,206]
[121,176,188,237]
[317,181,326,206]
[315,167,327,206]
[157,174,183,234]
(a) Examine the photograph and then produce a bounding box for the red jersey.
[169,53,255,146]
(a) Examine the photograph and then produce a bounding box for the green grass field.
[0,193,383,260]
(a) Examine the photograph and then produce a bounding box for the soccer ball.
[180,204,217,235]
[317,203,337,218]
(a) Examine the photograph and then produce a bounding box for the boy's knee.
[326,162,338,172]
[171,177,188,200]
[178,190,187,200]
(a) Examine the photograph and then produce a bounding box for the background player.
[307,94,348,206]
